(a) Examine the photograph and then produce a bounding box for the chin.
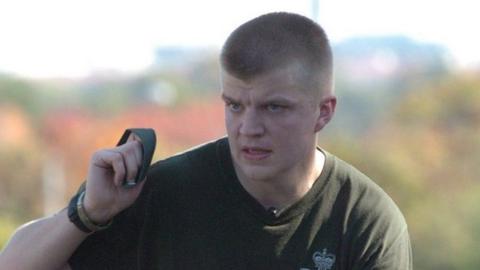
[237,163,277,182]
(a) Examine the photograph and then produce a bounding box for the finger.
[132,140,143,168]
[117,140,142,167]
[114,143,140,184]
[95,150,126,186]
[124,177,146,195]
[129,134,143,168]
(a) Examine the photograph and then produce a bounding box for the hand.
[83,134,146,224]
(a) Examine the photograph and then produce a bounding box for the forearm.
[0,209,88,270]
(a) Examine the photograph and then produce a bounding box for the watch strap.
[67,191,92,233]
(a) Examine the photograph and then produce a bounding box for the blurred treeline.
[1,36,479,269]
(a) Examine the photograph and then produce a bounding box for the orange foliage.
[0,104,35,148]
[40,98,225,195]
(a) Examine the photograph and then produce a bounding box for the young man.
[0,12,412,269]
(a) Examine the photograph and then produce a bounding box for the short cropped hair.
[221,12,333,94]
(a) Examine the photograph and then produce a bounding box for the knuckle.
[109,150,124,162]
[92,149,105,158]
[91,149,108,161]
[124,147,135,156]
[127,141,142,153]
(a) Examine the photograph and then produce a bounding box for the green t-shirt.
[69,137,412,270]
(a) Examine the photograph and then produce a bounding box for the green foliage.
[0,215,19,251]
[0,75,39,114]
[0,146,44,220]
[324,73,480,269]
[0,75,33,103]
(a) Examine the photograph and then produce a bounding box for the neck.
[236,148,325,211]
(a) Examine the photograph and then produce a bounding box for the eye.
[266,104,285,112]
[227,102,242,112]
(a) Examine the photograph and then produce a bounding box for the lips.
[241,146,272,161]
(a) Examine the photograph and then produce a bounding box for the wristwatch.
[67,191,93,233]
[67,191,112,233]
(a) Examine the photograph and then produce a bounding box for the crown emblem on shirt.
[312,248,336,270]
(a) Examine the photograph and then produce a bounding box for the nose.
[239,109,264,137]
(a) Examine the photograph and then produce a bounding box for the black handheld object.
[116,128,156,188]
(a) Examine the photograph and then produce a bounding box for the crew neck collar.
[217,137,334,225]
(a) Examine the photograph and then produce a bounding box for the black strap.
[116,128,156,187]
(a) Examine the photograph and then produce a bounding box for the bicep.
[353,228,412,270]
[369,229,413,270]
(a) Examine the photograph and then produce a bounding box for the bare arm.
[0,209,86,270]
[0,135,145,270]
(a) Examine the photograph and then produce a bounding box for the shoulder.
[324,152,408,236]
[142,137,228,197]
[121,137,228,221]
[331,154,405,218]
[148,137,225,179]
[325,152,411,266]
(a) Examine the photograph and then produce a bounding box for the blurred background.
[0,0,479,268]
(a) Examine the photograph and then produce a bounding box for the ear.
[314,95,337,132]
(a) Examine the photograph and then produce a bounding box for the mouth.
[241,147,273,161]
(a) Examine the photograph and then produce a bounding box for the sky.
[0,0,479,78]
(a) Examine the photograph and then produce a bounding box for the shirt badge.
[300,248,336,270]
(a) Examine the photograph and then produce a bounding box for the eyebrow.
[221,93,296,105]
[263,96,295,104]
[221,93,236,103]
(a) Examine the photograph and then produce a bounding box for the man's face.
[221,64,331,183]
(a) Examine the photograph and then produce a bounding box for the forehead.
[221,64,311,101]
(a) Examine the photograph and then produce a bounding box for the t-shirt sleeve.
[347,182,413,270]
[367,228,413,270]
